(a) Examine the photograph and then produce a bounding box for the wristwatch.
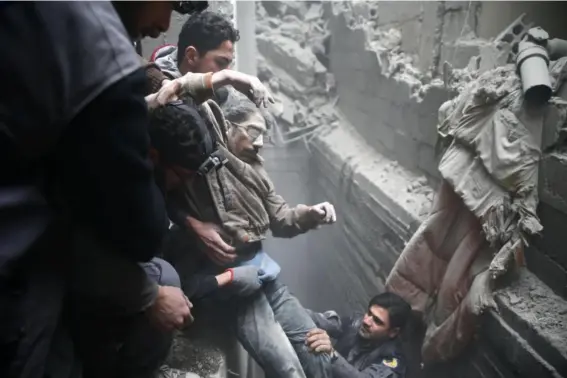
[330,349,339,363]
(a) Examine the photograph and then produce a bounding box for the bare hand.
[186,216,236,265]
[147,286,194,331]
[222,70,275,108]
[306,328,333,354]
[308,202,337,224]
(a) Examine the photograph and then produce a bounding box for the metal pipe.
[516,37,552,105]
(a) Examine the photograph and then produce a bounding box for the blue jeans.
[234,278,331,378]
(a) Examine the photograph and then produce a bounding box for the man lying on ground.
[306,292,411,378]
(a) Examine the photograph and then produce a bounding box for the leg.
[263,279,332,378]
[233,291,307,378]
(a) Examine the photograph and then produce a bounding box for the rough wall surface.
[256,1,567,377]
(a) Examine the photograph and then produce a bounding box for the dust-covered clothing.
[309,310,406,378]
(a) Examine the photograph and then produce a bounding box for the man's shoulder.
[37,1,142,120]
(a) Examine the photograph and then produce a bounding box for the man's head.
[222,93,273,164]
[359,293,411,342]
[177,12,240,74]
[149,97,214,188]
[113,1,208,39]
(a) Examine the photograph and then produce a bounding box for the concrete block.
[417,1,442,72]
[483,311,562,378]
[418,143,440,178]
[385,102,405,130]
[526,245,567,300]
[418,84,450,115]
[441,40,483,70]
[393,132,419,171]
[329,13,366,53]
[415,110,440,147]
[441,7,476,45]
[401,103,421,140]
[532,202,567,270]
[283,2,308,19]
[539,152,567,216]
[261,1,285,17]
[365,120,398,156]
[398,17,424,61]
[279,17,306,46]
[375,2,423,26]
[494,269,567,374]
[257,34,326,87]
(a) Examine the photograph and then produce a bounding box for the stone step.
[483,310,564,378]
[493,269,567,376]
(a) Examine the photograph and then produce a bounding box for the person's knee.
[141,257,181,288]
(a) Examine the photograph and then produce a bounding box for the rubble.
[256,1,341,138]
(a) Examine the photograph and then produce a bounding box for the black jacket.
[0,3,168,377]
[309,310,406,378]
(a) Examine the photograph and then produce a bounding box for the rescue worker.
[0,2,193,377]
[306,293,411,378]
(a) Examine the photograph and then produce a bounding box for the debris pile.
[256,1,340,144]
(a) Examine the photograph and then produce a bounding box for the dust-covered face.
[359,305,399,341]
[227,110,266,163]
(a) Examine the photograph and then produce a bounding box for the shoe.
[156,365,200,378]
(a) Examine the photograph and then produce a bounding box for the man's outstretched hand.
[147,286,194,331]
[306,328,333,354]
[308,202,337,225]
[221,70,275,108]
[186,216,236,265]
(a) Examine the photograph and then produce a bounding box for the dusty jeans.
[233,278,331,378]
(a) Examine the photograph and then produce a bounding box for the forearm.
[307,309,344,338]
[271,205,318,238]
[188,272,231,300]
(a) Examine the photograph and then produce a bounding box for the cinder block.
[418,143,440,178]
[526,245,567,300]
[533,202,567,270]
[415,110,440,147]
[385,102,405,130]
[418,84,450,115]
[539,152,567,216]
[393,132,419,171]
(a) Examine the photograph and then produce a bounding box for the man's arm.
[307,309,346,339]
[261,169,319,238]
[59,68,169,262]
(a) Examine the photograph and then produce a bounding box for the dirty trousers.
[231,278,332,378]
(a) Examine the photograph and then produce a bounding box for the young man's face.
[359,305,399,341]
[227,111,266,164]
[184,40,235,73]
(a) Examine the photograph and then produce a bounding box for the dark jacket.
[309,310,406,378]
[0,3,168,377]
